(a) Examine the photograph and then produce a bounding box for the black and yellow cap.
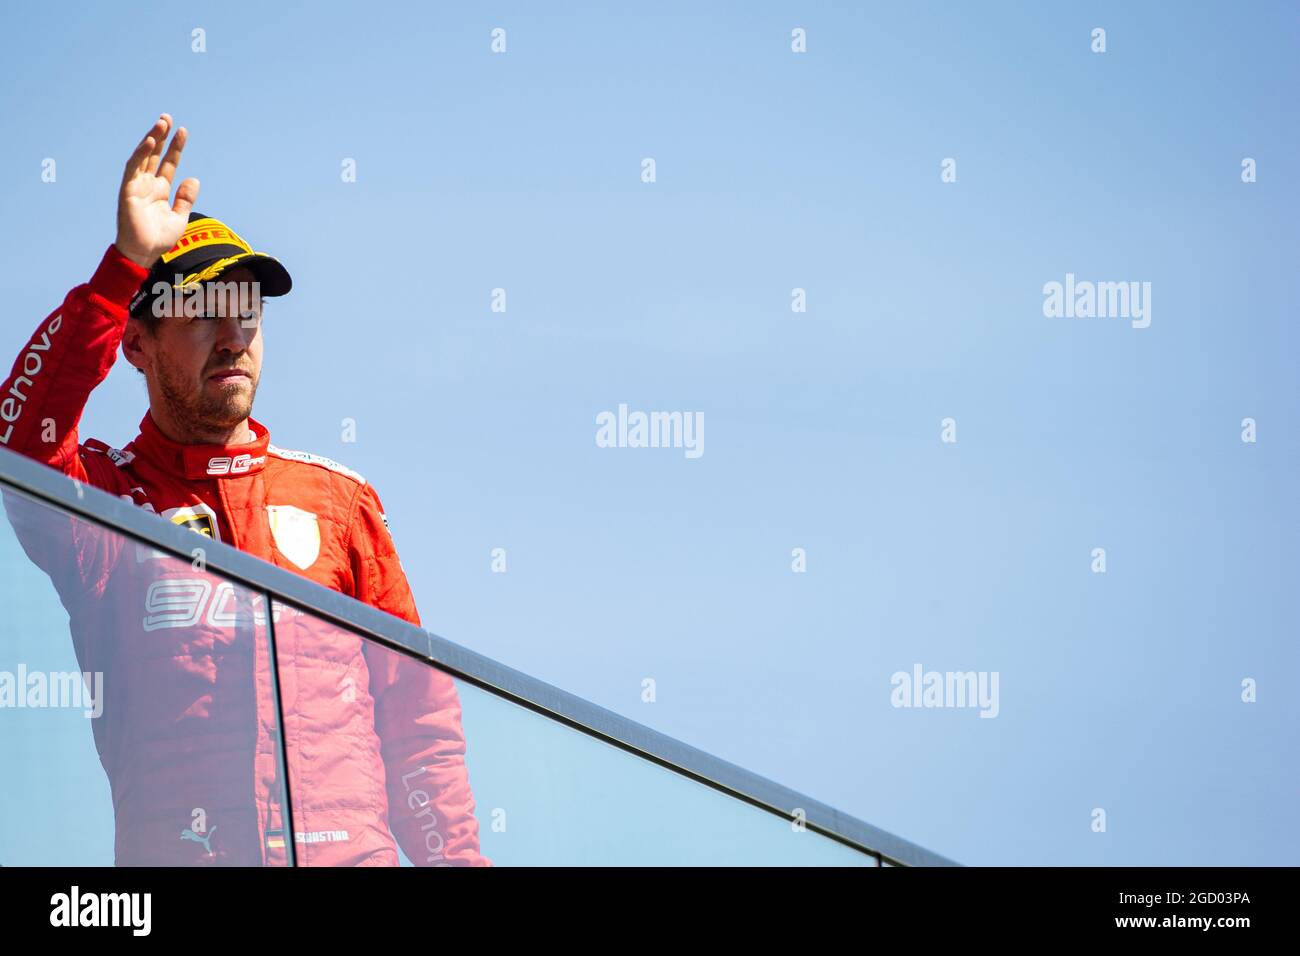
[129,212,292,317]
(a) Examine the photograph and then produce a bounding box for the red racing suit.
[0,245,489,866]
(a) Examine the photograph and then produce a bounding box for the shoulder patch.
[267,445,367,485]
[82,439,135,467]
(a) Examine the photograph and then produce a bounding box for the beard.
[152,351,259,440]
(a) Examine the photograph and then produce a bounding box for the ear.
[121,317,149,373]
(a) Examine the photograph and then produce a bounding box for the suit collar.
[134,411,271,480]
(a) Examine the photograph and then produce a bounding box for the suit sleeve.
[351,481,491,867]
[0,245,147,478]
[0,246,145,604]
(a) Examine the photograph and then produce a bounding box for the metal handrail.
[0,444,959,866]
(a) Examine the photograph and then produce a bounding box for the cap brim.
[178,251,293,297]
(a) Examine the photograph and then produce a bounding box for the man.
[0,114,488,866]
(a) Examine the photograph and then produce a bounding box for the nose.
[214,312,257,354]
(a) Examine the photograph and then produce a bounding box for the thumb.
[172,177,200,218]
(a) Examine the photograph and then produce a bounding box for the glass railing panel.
[0,456,916,866]
[0,487,289,866]
[454,671,876,866]
[278,605,876,866]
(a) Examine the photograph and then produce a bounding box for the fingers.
[143,113,172,175]
[124,115,168,180]
[156,126,188,185]
[144,137,166,175]
[172,177,200,219]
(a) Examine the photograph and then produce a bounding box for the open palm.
[116,114,200,269]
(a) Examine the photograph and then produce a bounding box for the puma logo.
[180,824,217,856]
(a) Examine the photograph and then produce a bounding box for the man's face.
[128,265,264,437]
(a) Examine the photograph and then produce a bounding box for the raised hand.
[115,114,201,269]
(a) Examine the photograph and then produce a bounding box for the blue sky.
[1,1,1296,865]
